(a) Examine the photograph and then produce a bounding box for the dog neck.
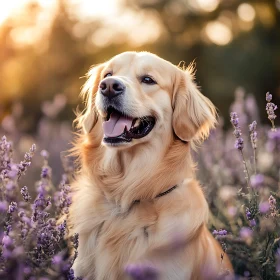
[81,133,194,211]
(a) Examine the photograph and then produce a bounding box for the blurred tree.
[0,0,279,131]
[125,0,280,124]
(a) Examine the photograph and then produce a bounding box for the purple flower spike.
[249,219,256,227]
[249,121,257,149]
[18,144,36,178]
[265,92,277,131]
[245,208,252,220]
[266,92,273,102]
[230,112,244,150]
[213,229,228,236]
[269,195,277,217]
[21,186,31,202]
[8,201,17,213]
[41,166,52,179]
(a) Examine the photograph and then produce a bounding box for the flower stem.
[253,148,257,175]
[240,150,252,192]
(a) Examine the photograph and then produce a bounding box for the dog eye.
[141,76,157,85]
[104,72,112,78]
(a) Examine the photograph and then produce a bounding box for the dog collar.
[133,185,178,204]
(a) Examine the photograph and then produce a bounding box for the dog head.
[77,51,216,149]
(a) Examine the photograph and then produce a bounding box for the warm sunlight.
[205,20,233,45]
[70,0,120,19]
[0,0,119,25]
[0,0,27,24]
[195,0,220,12]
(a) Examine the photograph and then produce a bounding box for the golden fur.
[69,51,233,279]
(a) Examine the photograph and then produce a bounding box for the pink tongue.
[103,111,133,137]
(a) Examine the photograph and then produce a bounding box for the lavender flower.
[249,121,258,174]
[269,195,277,217]
[266,92,277,131]
[266,92,273,102]
[56,183,72,215]
[18,210,31,240]
[213,229,228,236]
[41,166,52,179]
[8,201,17,214]
[230,112,251,189]
[230,112,244,151]
[20,186,31,202]
[17,144,36,178]
[0,136,12,169]
[249,219,256,227]
[72,233,79,250]
[245,208,252,220]
[57,220,67,238]
[0,136,81,279]
[249,121,257,149]
[7,164,19,180]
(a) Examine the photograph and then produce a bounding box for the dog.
[69,51,233,279]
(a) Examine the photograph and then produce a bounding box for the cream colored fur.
[69,51,233,280]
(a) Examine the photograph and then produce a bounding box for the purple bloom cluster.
[17,144,36,178]
[245,208,256,227]
[269,195,277,217]
[7,201,17,214]
[55,174,72,215]
[249,121,257,149]
[203,91,280,279]
[266,92,277,131]
[0,136,81,279]
[230,112,244,150]
[0,89,279,279]
[20,186,31,202]
[212,229,228,236]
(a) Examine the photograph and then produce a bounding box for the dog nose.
[99,78,125,98]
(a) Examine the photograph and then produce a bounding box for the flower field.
[0,89,279,279]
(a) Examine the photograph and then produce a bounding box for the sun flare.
[0,0,28,24]
[0,0,118,25]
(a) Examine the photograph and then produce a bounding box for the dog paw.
[125,263,159,280]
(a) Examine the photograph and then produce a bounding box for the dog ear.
[76,64,104,133]
[172,66,217,143]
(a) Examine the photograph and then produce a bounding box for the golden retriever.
[69,51,233,280]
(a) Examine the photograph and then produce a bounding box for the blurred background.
[0,0,279,183]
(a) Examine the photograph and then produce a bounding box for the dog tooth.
[133,119,141,128]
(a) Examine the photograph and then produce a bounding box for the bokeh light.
[205,21,233,45]
[237,3,256,22]
[195,0,220,12]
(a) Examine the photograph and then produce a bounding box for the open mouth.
[102,107,156,145]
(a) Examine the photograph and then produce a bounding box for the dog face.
[79,51,216,148]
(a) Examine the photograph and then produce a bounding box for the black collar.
[133,185,178,204]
